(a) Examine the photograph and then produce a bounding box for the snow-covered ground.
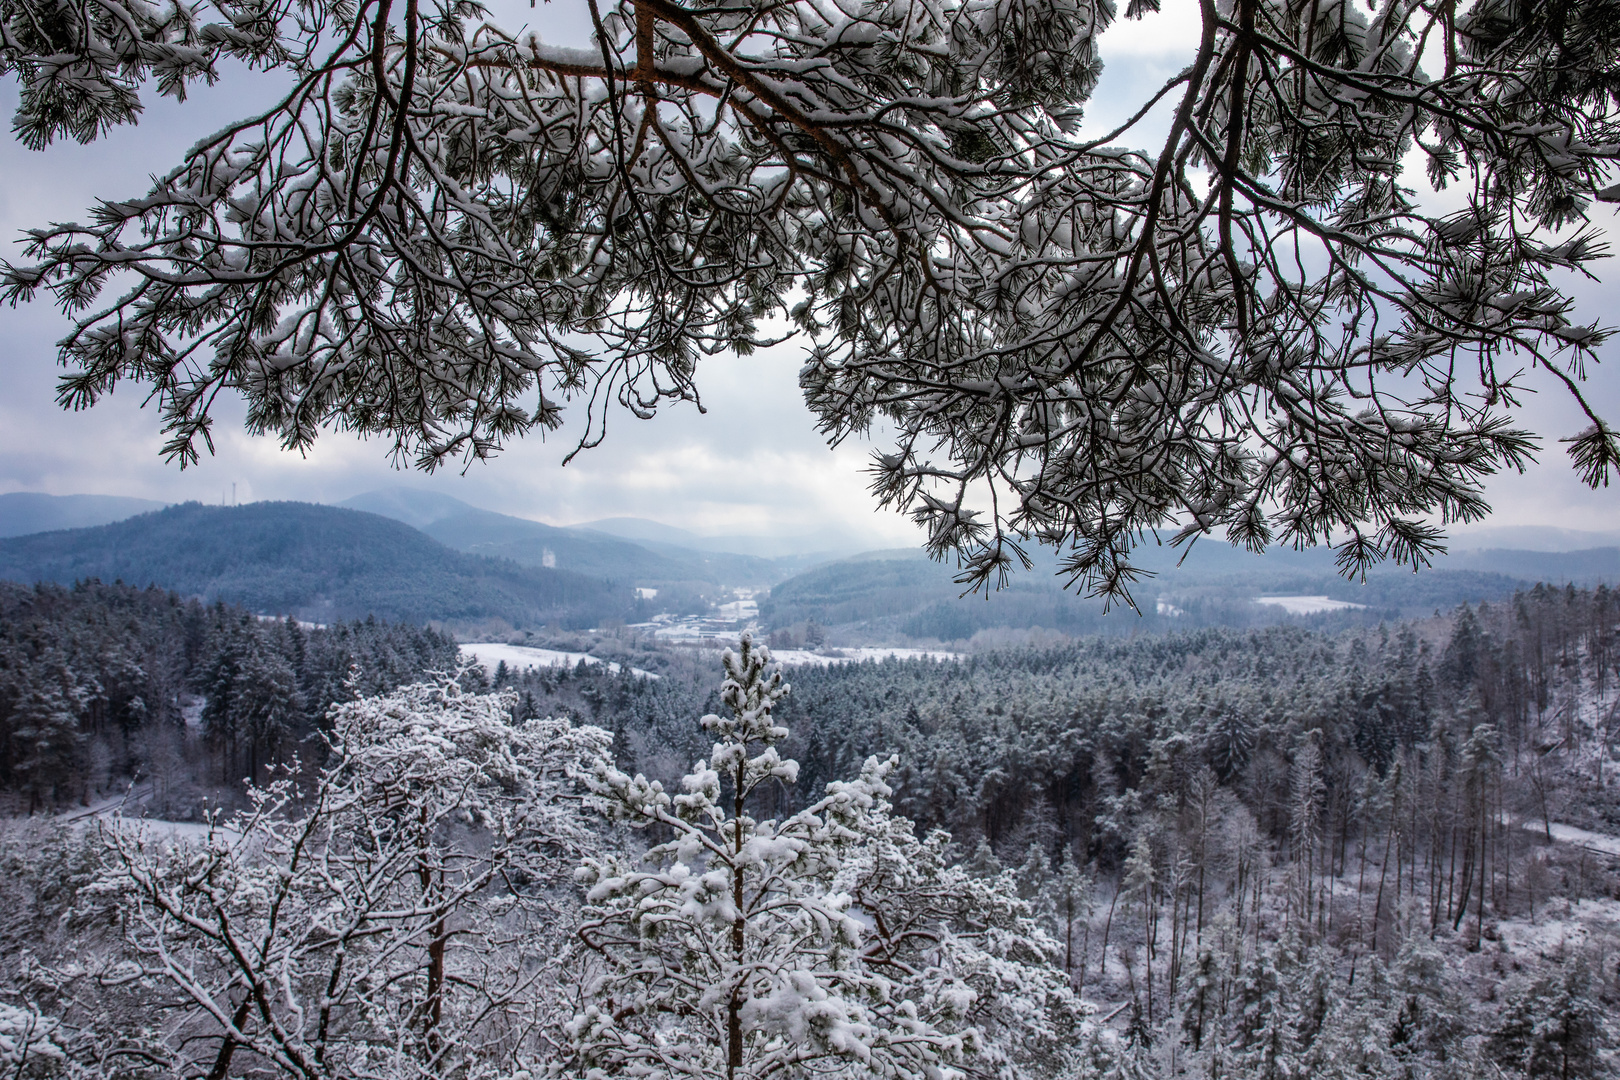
[459,643,660,679]
[715,598,759,621]
[1523,819,1620,858]
[101,817,236,843]
[766,647,961,667]
[58,787,236,843]
[628,612,761,637]
[1493,897,1620,961]
[1253,595,1367,615]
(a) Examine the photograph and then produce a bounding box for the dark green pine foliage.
[8,653,87,810]
[1491,959,1606,1080]
[0,580,458,806]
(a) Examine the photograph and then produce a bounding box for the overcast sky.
[2,0,1617,542]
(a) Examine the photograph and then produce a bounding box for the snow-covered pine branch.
[5,0,1619,600]
[563,633,1090,1080]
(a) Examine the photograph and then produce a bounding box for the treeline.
[758,550,1535,643]
[0,580,458,812]
[495,585,1620,863]
[0,581,1615,1077]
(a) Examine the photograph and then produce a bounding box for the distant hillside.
[759,550,1163,638]
[1442,546,1620,582]
[0,502,632,631]
[1444,524,1620,551]
[342,489,692,581]
[0,492,167,538]
[343,489,799,587]
[761,544,1536,641]
[1126,535,1620,585]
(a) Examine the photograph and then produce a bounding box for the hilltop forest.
[488,583,1620,1077]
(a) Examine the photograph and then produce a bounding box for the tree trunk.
[728,757,747,1080]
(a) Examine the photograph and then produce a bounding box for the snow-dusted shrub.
[0,1004,64,1077]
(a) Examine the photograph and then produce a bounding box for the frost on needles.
[566,632,1089,1080]
[7,0,1620,600]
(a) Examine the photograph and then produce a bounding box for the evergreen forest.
[0,581,1616,1078]
[0,579,457,814]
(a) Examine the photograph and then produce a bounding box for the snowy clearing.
[59,791,236,843]
[1493,897,1620,961]
[459,643,660,680]
[765,647,962,667]
[1521,819,1620,859]
[1253,595,1367,615]
[100,817,237,843]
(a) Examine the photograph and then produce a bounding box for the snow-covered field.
[1253,595,1367,615]
[765,647,961,667]
[58,788,236,842]
[459,643,660,679]
[1494,897,1620,961]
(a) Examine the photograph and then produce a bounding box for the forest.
[0,581,1615,1078]
[0,579,458,814]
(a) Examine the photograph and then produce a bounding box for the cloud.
[1096,0,1203,59]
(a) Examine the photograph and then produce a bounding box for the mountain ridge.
[342,489,815,586]
[0,501,631,632]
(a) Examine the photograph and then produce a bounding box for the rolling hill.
[579,516,880,559]
[0,502,632,631]
[759,543,1550,642]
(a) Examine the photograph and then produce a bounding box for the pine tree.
[1388,939,1471,1080]
[1209,708,1255,781]
[1288,730,1325,934]
[566,634,1086,1079]
[1044,849,1092,982]
[1301,954,1396,1080]
[1229,937,1300,1080]
[1178,945,1220,1054]
[1491,958,1607,1080]
[233,646,302,780]
[11,0,1619,593]
[1119,832,1158,1021]
[9,658,86,811]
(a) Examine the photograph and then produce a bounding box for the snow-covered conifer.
[1043,849,1092,981]
[1227,935,1301,1080]
[8,0,1618,594]
[1387,939,1472,1080]
[564,634,1088,1079]
[1490,956,1608,1080]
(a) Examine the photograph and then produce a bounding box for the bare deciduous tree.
[88,676,611,1080]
